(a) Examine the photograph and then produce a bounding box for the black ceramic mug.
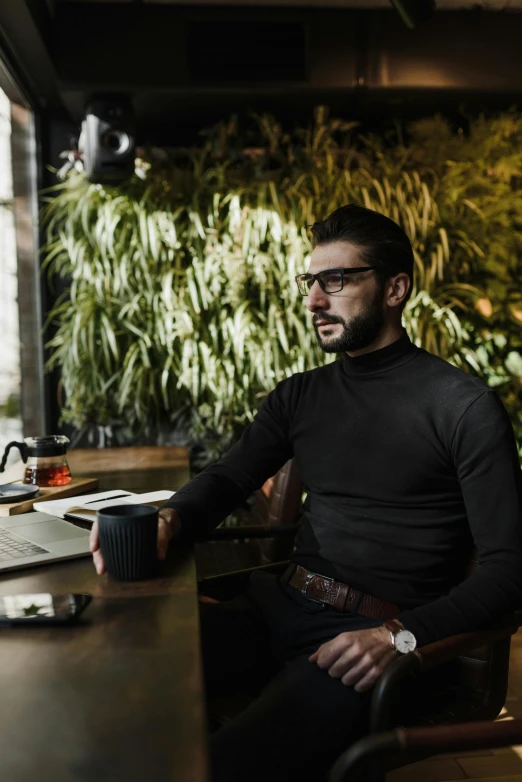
[97,504,159,581]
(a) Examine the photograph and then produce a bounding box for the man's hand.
[308,626,398,693]
[89,506,183,575]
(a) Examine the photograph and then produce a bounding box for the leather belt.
[281,564,400,620]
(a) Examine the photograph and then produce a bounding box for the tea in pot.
[0,436,72,487]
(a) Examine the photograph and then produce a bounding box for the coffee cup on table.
[97,505,159,581]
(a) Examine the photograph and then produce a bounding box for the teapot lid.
[24,435,70,457]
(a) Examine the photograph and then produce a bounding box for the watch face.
[395,630,417,654]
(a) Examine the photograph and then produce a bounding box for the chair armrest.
[414,619,519,673]
[329,719,522,782]
[397,716,522,753]
[205,524,298,541]
[370,617,519,734]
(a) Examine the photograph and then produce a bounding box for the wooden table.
[0,445,192,494]
[0,447,208,782]
[68,445,191,493]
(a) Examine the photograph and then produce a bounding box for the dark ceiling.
[2,1,522,145]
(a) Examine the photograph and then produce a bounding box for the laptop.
[0,511,91,572]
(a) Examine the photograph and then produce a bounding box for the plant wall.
[42,107,522,472]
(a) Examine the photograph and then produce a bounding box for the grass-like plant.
[41,107,522,472]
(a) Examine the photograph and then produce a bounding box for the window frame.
[0,52,46,440]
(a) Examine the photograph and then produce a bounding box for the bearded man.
[92,204,522,782]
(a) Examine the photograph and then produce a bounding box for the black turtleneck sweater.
[163,332,522,647]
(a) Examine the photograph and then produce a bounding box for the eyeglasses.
[295,266,379,296]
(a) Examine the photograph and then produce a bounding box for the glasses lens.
[320,270,343,293]
[296,275,313,295]
[296,271,344,295]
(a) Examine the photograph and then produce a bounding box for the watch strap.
[384,619,404,635]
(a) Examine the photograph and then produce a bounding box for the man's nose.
[305,280,329,313]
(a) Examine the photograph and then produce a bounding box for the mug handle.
[0,441,27,473]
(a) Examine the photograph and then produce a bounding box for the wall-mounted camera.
[80,96,136,184]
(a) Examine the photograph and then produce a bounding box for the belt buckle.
[302,571,332,606]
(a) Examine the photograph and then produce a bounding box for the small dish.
[0,484,40,504]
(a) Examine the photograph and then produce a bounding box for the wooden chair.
[197,459,522,781]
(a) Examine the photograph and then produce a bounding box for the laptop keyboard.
[0,528,50,560]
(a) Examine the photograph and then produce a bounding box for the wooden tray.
[0,476,99,517]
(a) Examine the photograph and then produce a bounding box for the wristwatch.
[383,619,417,654]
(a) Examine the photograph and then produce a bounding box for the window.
[0,86,22,464]
[0,63,44,472]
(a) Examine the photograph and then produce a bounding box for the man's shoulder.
[413,346,491,405]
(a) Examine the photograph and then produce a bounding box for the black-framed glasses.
[295,266,379,296]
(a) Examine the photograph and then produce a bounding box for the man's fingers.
[331,644,390,681]
[310,645,338,669]
[352,651,398,693]
[157,517,171,560]
[89,519,99,552]
[309,627,399,693]
[349,666,380,693]
[90,520,105,575]
[92,547,106,575]
[328,650,368,680]
[338,655,374,686]
[311,633,355,670]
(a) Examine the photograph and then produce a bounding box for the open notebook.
[36,489,175,524]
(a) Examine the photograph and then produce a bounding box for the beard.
[314,288,385,353]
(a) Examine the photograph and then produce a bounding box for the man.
[91,204,522,782]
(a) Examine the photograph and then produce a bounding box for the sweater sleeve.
[397,390,522,647]
[160,376,298,539]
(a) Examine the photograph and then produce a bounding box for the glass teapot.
[0,436,72,487]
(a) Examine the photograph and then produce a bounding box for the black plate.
[0,484,40,504]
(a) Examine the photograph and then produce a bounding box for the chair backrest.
[243,457,304,528]
[264,457,304,527]
[236,458,303,564]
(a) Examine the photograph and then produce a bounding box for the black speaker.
[389,0,436,29]
[81,97,136,184]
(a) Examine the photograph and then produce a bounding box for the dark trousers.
[200,569,397,782]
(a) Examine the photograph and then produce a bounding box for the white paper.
[37,489,174,521]
[37,489,134,519]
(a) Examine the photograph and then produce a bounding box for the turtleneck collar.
[341,331,418,376]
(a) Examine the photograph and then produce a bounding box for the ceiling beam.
[122,0,522,7]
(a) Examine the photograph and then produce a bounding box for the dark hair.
[310,204,414,309]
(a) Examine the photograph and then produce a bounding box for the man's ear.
[387,273,411,309]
